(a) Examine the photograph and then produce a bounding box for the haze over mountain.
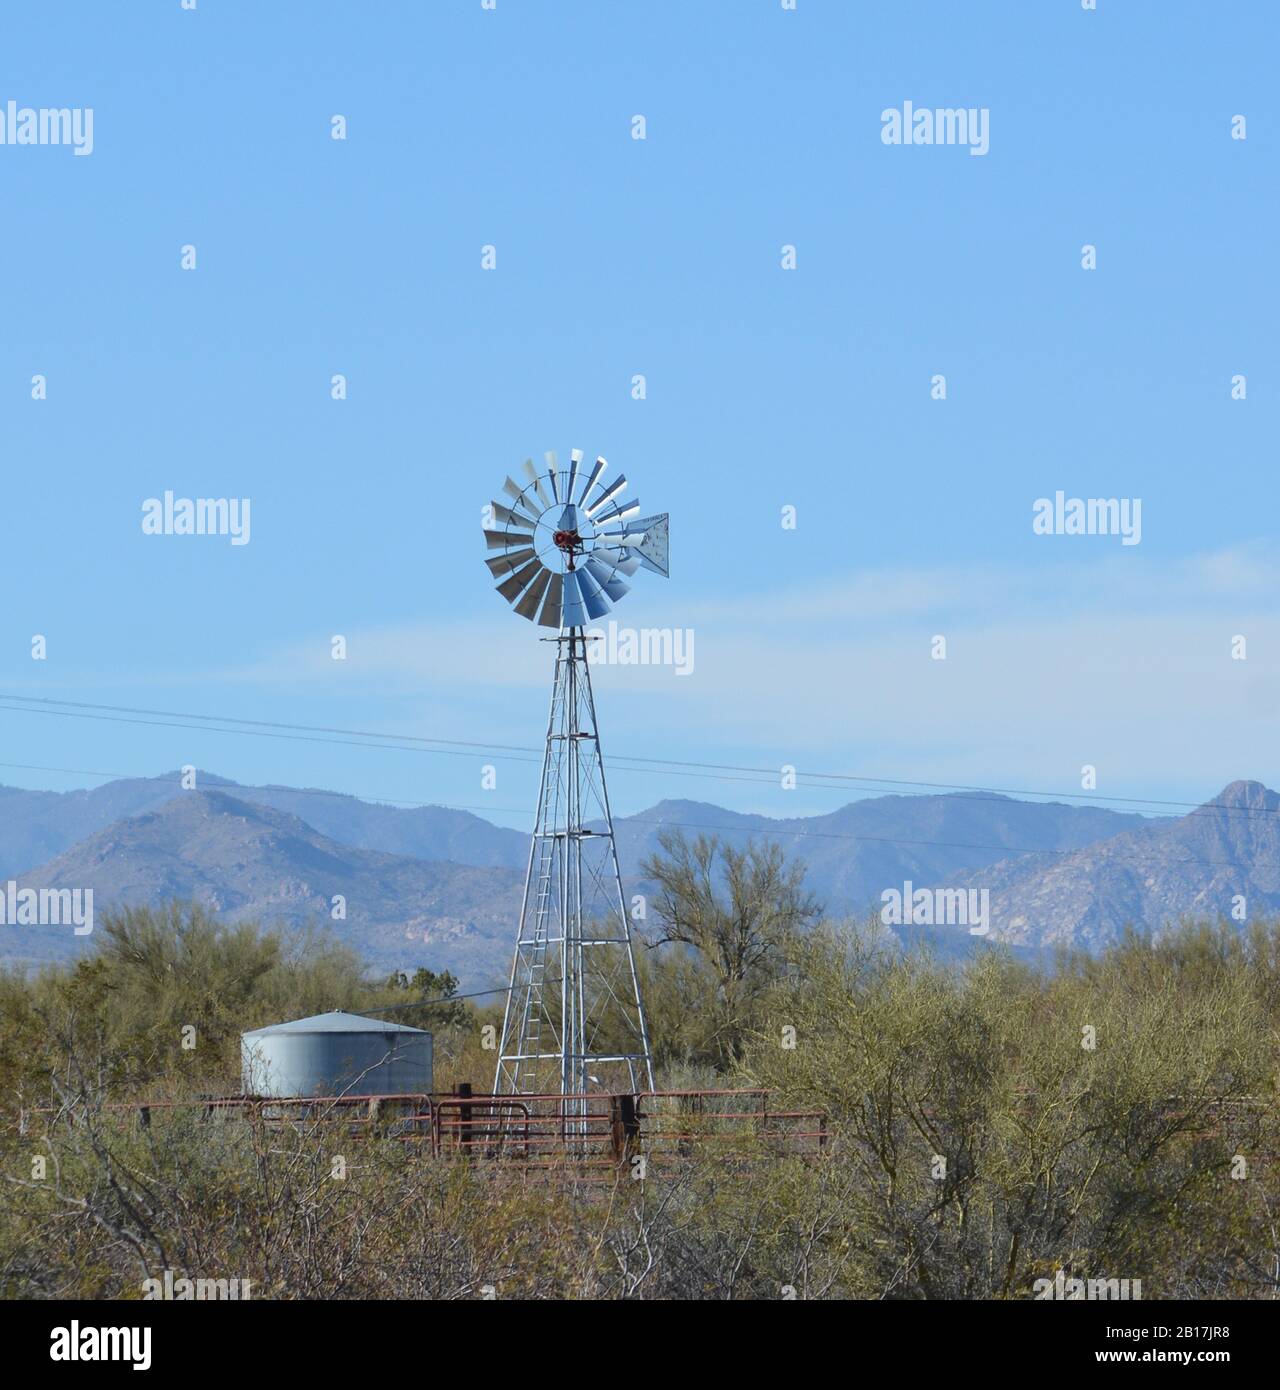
[3,791,524,983]
[609,795,1147,914]
[0,772,528,880]
[0,771,1147,908]
[1,772,1275,986]
[960,780,1280,951]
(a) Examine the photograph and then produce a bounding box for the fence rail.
[24,1086,828,1167]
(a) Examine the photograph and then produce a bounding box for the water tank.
[241,1011,433,1098]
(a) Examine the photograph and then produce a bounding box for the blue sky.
[1,0,1276,830]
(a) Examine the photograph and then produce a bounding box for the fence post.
[457,1082,473,1157]
[611,1093,639,1163]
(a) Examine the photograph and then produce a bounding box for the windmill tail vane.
[485,451,668,1112]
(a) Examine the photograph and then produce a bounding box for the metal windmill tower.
[485,450,668,1106]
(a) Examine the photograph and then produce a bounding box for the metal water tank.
[241,1011,433,1098]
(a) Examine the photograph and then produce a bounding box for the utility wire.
[361,988,509,1015]
[0,703,798,792]
[2,692,1276,823]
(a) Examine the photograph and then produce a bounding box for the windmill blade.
[584,555,631,603]
[502,475,526,503]
[579,456,607,504]
[522,459,551,508]
[615,512,665,536]
[492,501,539,530]
[567,448,582,500]
[513,566,552,620]
[496,557,545,603]
[575,567,611,621]
[591,499,641,527]
[485,546,537,577]
[560,571,590,629]
[545,450,560,502]
[484,528,534,550]
[584,474,627,518]
[594,544,641,576]
[537,572,563,628]
[597,515,657,546]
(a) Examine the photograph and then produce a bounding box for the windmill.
[485,450,667,1111]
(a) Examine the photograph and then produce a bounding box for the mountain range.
[0,771,1275,987]
[0,772,527,878]
[957,779,1280,949]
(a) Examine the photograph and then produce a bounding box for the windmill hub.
[484,448,670,627]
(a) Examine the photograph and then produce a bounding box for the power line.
[0,701,544,768]
[361,988,509,1015]
[0,702,788,792]
[2,692,1275,823]
[0,695,535,756]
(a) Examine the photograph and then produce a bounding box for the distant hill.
[1,790,523,984]
[0,771,528,879]
[609,794,1148,915]
[4,771,1276,985]
[0,772,1148,920]
[958,780,1280,950]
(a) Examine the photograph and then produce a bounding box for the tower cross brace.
[493,628,655,1108]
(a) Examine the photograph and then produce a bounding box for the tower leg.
[494,629,655,1110]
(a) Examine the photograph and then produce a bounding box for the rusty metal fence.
[25,1086,827,1170]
